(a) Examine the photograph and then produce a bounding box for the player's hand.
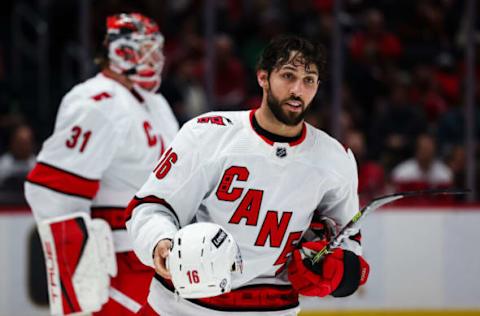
[288,240,369,297]
[153,238,172,279]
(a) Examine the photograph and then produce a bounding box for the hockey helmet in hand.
[166,222,243,298]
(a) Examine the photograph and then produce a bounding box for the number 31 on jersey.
[66,126,92,153]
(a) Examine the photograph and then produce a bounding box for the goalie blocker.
[37,213,117,315]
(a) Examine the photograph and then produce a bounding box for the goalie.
[126,34,369,316]
[24,13,179,316]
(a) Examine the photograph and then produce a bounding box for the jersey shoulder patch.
[182,112,241,150]
[194,111,246,128]
[91,92,112,102]
[196,115,233,126]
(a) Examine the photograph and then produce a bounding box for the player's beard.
[266,85,307,126]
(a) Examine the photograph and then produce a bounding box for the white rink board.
[1,208,480,315]
[301,207,480,311]
[0,212,49,316]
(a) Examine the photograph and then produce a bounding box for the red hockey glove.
[309,215,338,242]
[288,241,369,297]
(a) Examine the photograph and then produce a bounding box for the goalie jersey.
[126,110,362,313]
[25,72,179,252]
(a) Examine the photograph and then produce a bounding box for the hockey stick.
[311,188,470,263]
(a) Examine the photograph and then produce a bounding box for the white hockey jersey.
[25,72,179,252]
[126,110,361,314]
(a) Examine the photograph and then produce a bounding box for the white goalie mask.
[106,13,165,92]
[166,222,243,299]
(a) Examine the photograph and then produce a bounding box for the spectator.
[0,124,36,190]
[446,145,467,200]
[344,129,387,206]
[347,9,402,114]
[349,9,403,64]
[369,81,427,168]
[212,34,248,109]
[406,1,455,57]
[433,52,461,105]
[437,102,480,157]
[391,134,453,203]
[161,54,208,123]
[409,63,448,122]
[194,34,247,110]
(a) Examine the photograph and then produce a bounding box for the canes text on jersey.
[216,166,302,268]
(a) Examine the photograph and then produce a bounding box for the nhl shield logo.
[276,147,287,158]
[220,278,228,293]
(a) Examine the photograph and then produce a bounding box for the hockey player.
[126,35,370,315]
[24,13,179,316]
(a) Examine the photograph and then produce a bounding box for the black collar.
[251,113,303,143]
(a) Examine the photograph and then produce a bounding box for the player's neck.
[102,68,134,90]
[255,105,304,138]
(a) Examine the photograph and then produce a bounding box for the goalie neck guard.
[167,222,243,299]
[106,13,165,92]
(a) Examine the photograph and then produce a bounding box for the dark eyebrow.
[280,65,319,76]
[304,67,319,76]
[280,65,298,72]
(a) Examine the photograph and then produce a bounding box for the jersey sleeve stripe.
[26,162,100,199]
[125,195,180,225]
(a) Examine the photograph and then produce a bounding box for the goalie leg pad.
[93,252,154,315]
[136,304,159,316]
[38,212,117,315]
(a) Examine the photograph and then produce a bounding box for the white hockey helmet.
[167,222,243,299]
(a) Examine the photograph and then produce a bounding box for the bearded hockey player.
[126,34,369,315]
[24,13,179,315]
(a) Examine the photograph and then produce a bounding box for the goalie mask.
[167,223,243,299]
[106,13,165,92]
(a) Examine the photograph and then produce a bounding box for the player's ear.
[256,70,269,89]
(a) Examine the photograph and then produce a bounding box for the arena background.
[1,0,479,315]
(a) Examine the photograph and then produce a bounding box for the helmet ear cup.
[167,223,243,299]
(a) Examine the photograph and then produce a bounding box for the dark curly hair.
[256,34,327,83]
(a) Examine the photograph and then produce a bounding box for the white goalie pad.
[37,212,117,315]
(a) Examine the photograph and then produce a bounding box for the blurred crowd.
[1,0,479,205]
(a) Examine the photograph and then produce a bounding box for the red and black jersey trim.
[288,125,307,146]
[125,195,180,225]
[91,206,127,230]
[26,162,100,200]
[154,274,299,312]
[249,109,307,147]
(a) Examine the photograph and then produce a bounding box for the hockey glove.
[309,214,338,242]
[288,240,369,297]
